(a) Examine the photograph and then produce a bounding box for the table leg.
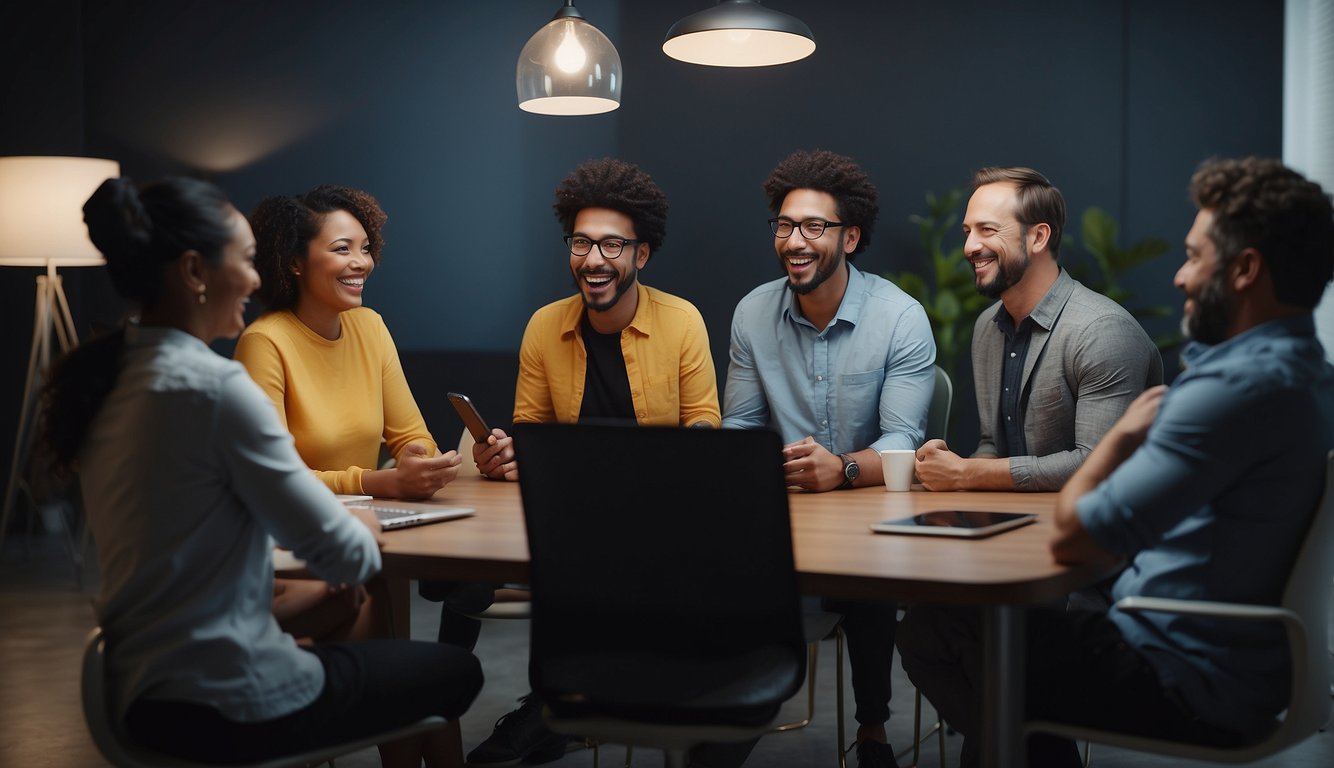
[981,604,1025,768]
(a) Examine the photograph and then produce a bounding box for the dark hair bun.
[83,178,156,303]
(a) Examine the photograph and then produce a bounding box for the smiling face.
[773,189,857,297]
[963,182,1032,299]
[202,208,260,341]
[1175,209,1233,344]
[295,209,373,315]
[568,207,647,314]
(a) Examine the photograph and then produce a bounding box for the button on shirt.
[1076,315,1334,738]
[995,309,1036,457]
[722,265,935,453]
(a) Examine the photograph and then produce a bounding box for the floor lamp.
[0,156,120,555]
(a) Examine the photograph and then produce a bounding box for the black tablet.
[870,510,1037,538]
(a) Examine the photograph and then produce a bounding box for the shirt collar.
[1180,314,1318,369]
[125,322,209,352]
[991,268,1073,333]
[560,282,652,338]
[782,263,864,331]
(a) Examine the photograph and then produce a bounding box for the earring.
[198,287,207,305]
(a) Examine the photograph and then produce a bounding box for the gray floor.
[2,526,1331,767]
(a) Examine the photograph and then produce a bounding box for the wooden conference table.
[375,473,1117,768]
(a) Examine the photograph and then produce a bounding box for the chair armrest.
[1113,595,1299,626]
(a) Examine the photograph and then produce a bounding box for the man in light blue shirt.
[899,157,1334,767]
[724,149,935,768]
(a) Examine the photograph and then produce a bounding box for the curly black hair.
[249,185,387,310]
[553,158,668,255]
[762,149,878,259]
[1190,157,1334,309]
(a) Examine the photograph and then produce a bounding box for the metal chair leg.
[835,625,846,768]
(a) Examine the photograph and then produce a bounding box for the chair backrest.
[926,365,953,442]
[514,423,806,716]
[1271,450,1334,749]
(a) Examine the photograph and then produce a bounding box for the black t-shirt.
[579,315,636,424]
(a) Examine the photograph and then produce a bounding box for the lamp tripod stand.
[0,263,82,555]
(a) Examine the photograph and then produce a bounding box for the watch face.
[845,459,860,480]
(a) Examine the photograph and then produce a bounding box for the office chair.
[81,627,446,768]
[516,423,807,768]
[1026,451,1334,762]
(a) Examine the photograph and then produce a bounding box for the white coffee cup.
[880,449,916,492]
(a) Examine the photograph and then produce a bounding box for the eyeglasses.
[565,235,641,259]
[769,218,846,240]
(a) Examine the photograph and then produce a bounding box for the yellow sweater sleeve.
[234,309,436,495]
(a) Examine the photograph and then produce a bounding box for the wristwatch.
[837,453,860,490]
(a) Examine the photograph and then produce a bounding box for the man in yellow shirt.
[472,157,721,482]
[464,159,725,767]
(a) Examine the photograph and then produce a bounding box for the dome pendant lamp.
[516,0,622,115]
[663,0,816,67]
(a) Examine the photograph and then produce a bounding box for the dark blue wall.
[0,1,1284,506]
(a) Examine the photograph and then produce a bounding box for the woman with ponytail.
[42,177,481,767]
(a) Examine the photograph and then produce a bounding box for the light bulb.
[554,24,587,73]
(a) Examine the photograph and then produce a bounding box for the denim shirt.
[1076,315,1334,738]
[722,264,935,454]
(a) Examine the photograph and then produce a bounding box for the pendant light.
[663,0,815,67]
[516,1,622,115]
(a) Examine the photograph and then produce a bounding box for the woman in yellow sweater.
[235,186,461,644]
[235,185,458,500]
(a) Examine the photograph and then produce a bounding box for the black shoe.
[855,739,901,768]
[466,694,578,766]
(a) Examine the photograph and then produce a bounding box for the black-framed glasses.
[565,235,641,259]
[769,218,846,240]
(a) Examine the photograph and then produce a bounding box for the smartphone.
[448,392,493,442]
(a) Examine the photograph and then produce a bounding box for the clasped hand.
[782,436,843,492]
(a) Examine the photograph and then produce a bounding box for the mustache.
[782,249,817,259]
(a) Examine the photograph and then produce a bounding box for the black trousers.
[821,597,899,728]
[896,606,1247,768]
[125,640,483,764]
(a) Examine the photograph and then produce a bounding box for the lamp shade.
[0,156,120,267]
[516,2,621,116]
[663,0,815,67]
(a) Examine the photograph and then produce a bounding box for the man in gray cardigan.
[915,167,1162,492]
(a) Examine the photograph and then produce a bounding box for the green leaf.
[934,290,961,322]
[1081,207,1118,259]
[1113,238,1172,271]
[893,272,929,303]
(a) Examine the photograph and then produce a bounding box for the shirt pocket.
[837,369,884,437]
[1029,383,1068,409]
[642,374,680,425]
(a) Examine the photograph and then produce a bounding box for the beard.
[1181,264,1232,344]
[781,240,845,296]
[975,241,1030,299]
[573,263,638,313]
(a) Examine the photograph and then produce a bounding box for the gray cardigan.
[971,270,1163,490]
